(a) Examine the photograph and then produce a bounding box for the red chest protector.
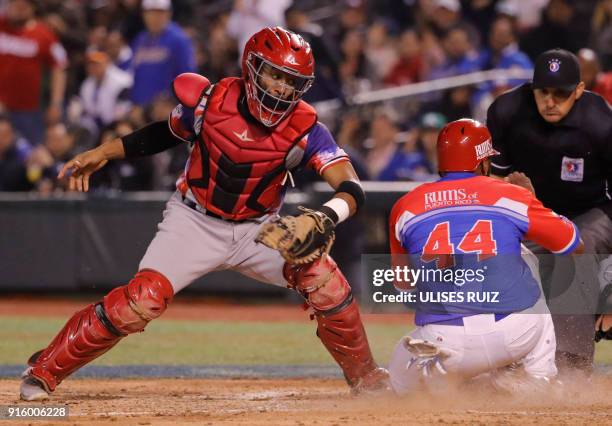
[181,77,317,220]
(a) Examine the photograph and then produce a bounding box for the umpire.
[486,48,612,373]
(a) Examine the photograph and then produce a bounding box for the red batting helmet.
[242,27,315,127]
[437,118,499,172]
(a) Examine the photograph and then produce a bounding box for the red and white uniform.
[139,75,350,292]
[169,76,348,221]
[0,17,67,111]
[21,28,385,399]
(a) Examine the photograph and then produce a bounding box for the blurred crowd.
[0,0,611,193]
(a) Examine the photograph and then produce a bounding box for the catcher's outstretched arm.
[320,161,364,222]
[58,121,185,192]
[255,161,364,264]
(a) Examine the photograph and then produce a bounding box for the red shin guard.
[315,297,379,385]
[285,256,379,386]
[27,270,173,392]
[28,304,123,392]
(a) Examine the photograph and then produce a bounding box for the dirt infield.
[2,296,611,424]
[1,377,612,425]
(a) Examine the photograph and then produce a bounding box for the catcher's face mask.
[241,27,315,128]
[246,55,314,127]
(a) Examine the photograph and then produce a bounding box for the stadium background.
[1,0,612,423]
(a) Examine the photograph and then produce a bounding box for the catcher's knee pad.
[285,256,384,388]
[103,269,174,334]
[283,255,351,312]
[27,269,173,392]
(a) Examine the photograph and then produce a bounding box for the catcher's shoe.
[20,368,50,401]
[350,367,392,395]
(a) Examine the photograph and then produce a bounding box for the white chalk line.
[466,410,611,417]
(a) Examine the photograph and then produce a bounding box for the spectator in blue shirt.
[428,24,482,80]
[426,24,482,119]
[0,116,33,191]
[128,0,195,106]
[473,16,533,120]
[365,108,429,182]
[483,17,532,72]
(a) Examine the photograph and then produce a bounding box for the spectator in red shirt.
[578,48,612,105]
[0,0,68,145]
[383,29,424,87]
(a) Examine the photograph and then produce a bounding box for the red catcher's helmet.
[437,118,499,172]
[242,27,315,127]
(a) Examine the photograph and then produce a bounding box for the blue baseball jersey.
[389,172,580,325]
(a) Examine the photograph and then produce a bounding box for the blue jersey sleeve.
[300,122,349,174]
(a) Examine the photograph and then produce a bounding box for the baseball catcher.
[19,27,389,401]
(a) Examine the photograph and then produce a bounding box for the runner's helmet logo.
[475,140,494,160]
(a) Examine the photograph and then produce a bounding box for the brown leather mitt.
[255,207,336,264]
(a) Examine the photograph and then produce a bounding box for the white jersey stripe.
[550,223,578,254]
[394,210,416,245]
[493,197,529,217]
[318,155,349,174]
[399,204,529,238]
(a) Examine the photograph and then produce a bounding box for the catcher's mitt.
[255,206,335,264]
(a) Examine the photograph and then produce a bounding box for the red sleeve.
[524,194,580,254]
[389,198,414,291]
[39,25,67,68]
[389,199,407,255]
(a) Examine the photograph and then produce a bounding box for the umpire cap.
[532,48,581,91]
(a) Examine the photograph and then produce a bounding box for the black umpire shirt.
[487,83,612,220]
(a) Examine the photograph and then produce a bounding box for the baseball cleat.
[20,369,50,401]
[20,376,50,401]
[350,367,392,395]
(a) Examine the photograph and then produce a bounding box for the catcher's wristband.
[321,198,350,224]
[335,180,365,210]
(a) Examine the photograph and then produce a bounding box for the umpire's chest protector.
[185,77,317,220]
